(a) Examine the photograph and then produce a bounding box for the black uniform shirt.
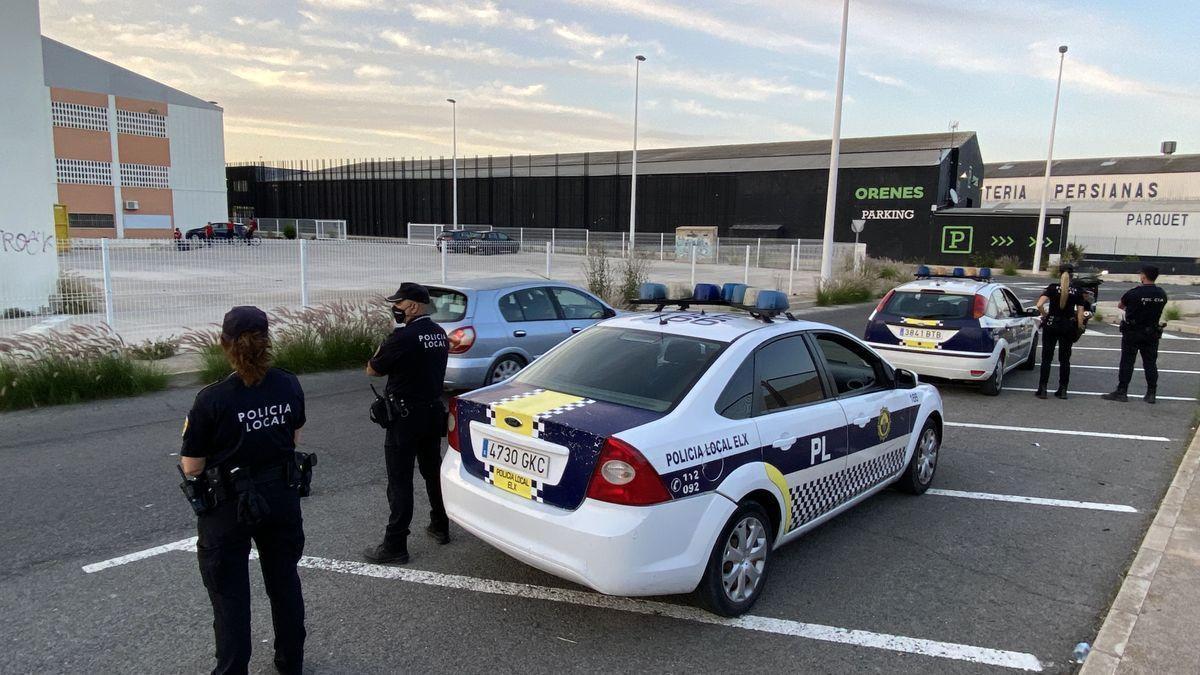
[1041,283,1086,320]
[1121,284,1168,327]
[181,368,306,470]
[369,315,449,400]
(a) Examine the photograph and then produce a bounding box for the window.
[428,288,467,322]
[551,287,605,320]
[1002,289,1024,315]
[882,291,972,320]
[986,291,1006,319]
[116,109,167,137]
[513,327,724,412]
[67,213,115,229]
[716,357,754,420]
[51,101,108,132]
[813,333,884,396]
[120,163,170,189]
[754,336,824,413]
[56,158,112,185]
[498,287,558,322]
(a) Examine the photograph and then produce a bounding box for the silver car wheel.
[916,427,939,485]
[720,516,768,603]
[490,358,523,382]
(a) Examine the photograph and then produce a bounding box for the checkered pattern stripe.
[532,399,595,436]
[483,463,544,503]
[787,447,906,531]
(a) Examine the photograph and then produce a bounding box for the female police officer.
[181,306,307,675]
[1034,265,1086,399]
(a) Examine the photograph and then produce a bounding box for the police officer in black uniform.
[1103,265,1168,403]
[363,282,451,564]
[181,306,307,675]
[1035,265,1087,399]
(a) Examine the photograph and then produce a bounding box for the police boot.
[1054,386,1069,400]
[1101,390,1129,402]
[426,524,450,545]
[1144,388,1157,404]
[363,541,409,565]
[1034,387,1048,399]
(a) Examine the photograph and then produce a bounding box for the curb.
[1080,424,1200,673]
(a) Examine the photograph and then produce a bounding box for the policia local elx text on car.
[179,306,309,675]
[364,283,451,564]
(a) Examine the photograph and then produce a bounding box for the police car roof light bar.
[631,283,794,322]
[914,264,992,281]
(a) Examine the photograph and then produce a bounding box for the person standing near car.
[181,306,307,674]
[364,283,451,564]
[1034,265,1086,399]
[1103,265,1168,403]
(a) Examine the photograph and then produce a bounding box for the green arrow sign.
[1027,236,1054,247]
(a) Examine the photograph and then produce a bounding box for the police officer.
[1035,265,1086,399]
[181,306,307,675]
[1103,265,1168,403]
[363,282,451,564]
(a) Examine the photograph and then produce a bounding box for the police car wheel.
[1019,335,1038,370]
[898,419,940,494]
[486,355,526,385]
[981,354,1005,396]
[699,501,773,617]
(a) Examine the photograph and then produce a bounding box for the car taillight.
[448,326,475,354]
[871,289,895,318]
[586,437,671,506]
[972,294,988,319]
[447,397,460,452]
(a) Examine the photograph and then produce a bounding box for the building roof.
[286,131,977,180]
[41,37,221,111]
[985,154,1200,178]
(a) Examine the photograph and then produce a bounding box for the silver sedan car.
[428,277,617,390]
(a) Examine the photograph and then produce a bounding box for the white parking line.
[1083,332,1200,341]
[1073,346,1200,355]
[1048,363,1200,374]
[82,538,1043,671]
[1007,387,1196,402]
[927,489,1137,513]
[946,421,1169,442]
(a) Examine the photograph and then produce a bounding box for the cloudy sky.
[39,0,1200,164]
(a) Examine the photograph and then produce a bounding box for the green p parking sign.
[941,225,973,254]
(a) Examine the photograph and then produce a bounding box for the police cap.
[221,305,268,340]
[386,282,431,304]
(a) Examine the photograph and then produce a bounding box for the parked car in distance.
[436,230,479,253]
[469,231,520,255]
[428,277,617,390]
[183,222,239,241]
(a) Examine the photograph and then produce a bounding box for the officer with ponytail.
[180,306,307,674]
[1034,265,1086,399]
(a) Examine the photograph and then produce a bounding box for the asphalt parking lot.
[1,291,1196,673]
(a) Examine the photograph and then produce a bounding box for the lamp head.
[1058,45,1068,54]
[635,55,646,62]
[446,97,456,104]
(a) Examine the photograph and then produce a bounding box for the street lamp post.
[447,98,458,230]
[1032,45,1068,274]
[818,0,850,285]
[629,54,646,255]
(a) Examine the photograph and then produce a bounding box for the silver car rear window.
[429,288,467,322]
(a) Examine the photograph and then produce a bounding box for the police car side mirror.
[894,369,919,389]
[602,307,617,319]
[1024,307,1040,317]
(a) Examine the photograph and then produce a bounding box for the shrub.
[583,242,615,304]
[283,224,297,240]
[1166,303,1183,322]
[0,325,167,410]
[816,277,876,306]
[128,336,180,361]
[996,255,1020,277]
[616,253,651,309]
[50,273,104,315]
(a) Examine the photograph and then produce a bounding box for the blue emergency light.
[721,283,748,304]
[755,290,789,312]
[692,283,722,302]
[638,282,668,301]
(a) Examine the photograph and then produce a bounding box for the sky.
[38,0,1200,164]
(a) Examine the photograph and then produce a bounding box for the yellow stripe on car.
[764,463,791,533]
[491,389,586,437]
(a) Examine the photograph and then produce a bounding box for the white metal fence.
[233,217,348,239]
[1,237,846,343]
[1068,234,1200,258]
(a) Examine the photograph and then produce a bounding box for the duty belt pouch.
[229,467,271,527]
[369,384,408,428]
[178,466,216,515]
[292,451,318,497]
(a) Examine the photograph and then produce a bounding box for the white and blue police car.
[442,282,944,616]
[864,266,1040,396]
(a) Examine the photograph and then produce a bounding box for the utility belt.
[370,385,445,433]
[1120,320,1165,340]
[178,451,318,522]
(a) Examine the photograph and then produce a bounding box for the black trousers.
[197,479,305,675]
[384,419,448,547]
[1118,333,1160,391]
[1038,329,1074,390]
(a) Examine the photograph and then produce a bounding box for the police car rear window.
[428,288,467,322]
[512,327,725,412]
[883,291,972,320]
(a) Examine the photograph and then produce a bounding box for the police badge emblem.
[877,407,891,441]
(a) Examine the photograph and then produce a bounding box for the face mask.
[391,307,406,324]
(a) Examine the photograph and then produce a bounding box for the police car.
[442,283,943,616]
[864,266,1040,396]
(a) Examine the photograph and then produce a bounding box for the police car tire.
[981,354,1004,396]
[1019,335,1038,370]
[897,418,940,495]
[698,501,774,617]
[485,354,526,385]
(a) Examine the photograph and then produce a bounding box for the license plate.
[491,466,534,499]
[899,327,942,340]
[482,439,550,480]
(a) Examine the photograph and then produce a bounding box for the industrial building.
[227,131,983,260]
